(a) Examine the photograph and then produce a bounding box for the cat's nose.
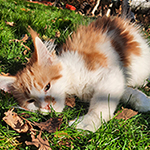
[44,96,56,105]
[40,100,49,108]
[40,100,51,112]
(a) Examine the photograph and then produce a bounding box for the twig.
[91,0,101,15]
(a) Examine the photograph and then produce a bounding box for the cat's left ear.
[27,26,56,65]
[0,75,16,92]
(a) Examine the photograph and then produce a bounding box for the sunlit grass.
[0,0,150,149]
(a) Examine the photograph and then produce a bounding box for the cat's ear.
[0,75,16,92]
[27,26,55,65]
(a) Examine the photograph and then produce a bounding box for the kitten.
[1,16,150,132]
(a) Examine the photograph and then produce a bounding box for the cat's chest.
[67,82,94,102]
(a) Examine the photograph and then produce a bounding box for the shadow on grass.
[0,56,26,75]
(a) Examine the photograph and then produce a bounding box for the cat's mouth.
[41,96,56,112]
[43,104,51,112]
[44,96,56,110]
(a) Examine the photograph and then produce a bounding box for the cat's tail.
[121,87,150,112]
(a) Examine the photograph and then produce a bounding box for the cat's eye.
[44,83,51,92]
[27,99,35,103]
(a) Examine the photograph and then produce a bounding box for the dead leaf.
[55,30,61,38]
[25,131,51,150]
[21,34,29,43]
[9,34,31,53]
[23,50,29,55]
[115,107,138,120]
[5,21,15,27]
[29,1,52,6]
[21,43,31,51]
[3,108,34,133]
[20,8,30,12]
[54,131,74,149]
[0,72,10,76]
[34,117,62,133]
[44,25,47,30]
[65,95,75,108]
[10,34,29,44]
[57,138,74,149]
[25,57,30,62]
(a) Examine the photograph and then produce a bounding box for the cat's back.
[62,16,150,87]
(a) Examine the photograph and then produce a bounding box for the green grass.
[0,0,150,149]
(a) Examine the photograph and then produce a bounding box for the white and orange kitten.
[1,16,150,132]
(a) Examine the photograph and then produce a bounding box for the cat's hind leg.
[121,87,150,112]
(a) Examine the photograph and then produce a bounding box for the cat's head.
[0,27,63,113]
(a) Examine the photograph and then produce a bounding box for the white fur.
[46,28,150,132]
[0,76,16,92]
[1,18,150,132]
[44,40,56,53]
[121,87,150,112]
[126,31,150,87]
[55,49,126,131]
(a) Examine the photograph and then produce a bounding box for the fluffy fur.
[0,16,150,132]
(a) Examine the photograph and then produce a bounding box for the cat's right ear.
[27,26,55,65]
[0,75,16,93]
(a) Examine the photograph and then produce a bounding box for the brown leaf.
[9,34,30,54]
[34,117,62,133]
[57,138,74,149]
[3,108,34,133]
[9,39,20,43]
[25,131,51,150]
[44,25,47,30]
[21,43,31,51]
[65,95,76,108]
[55,30,61,38]
[29,1,52,6]
[9,34,31,55]
[9,34,29,44]
[21,34,29,43]
[5,21,15,27]
[20,8,30,12]
[23,50,29,55]
[0,72,10,76]
[115,107,138,120]
[54,131,74,149]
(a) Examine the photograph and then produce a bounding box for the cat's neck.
[56,50,94,99]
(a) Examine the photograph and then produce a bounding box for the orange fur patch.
[63,25,108,70]
[90,17,141,67]
[64,17,141,68]
[7,27,62,108]
[10,60,62,106]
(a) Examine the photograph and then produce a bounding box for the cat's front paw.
[49,99,65,112]
[69,114,100,132]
